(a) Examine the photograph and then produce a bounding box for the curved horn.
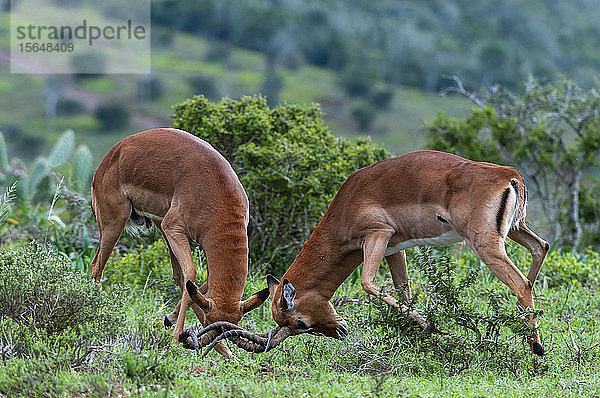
[178,328,200,354]
[202,325,292,357]
[197,321,242,337]
[179,328,221,351]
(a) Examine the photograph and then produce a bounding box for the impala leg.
[158,225,208,328]
[160,216,200,342]
[471,237,544,356]
[161,214,232,357]
[90,194,130,282]
[508,221,549,286]
[386,250,411,302]
[164,282,208,328]
[362,233,428,328]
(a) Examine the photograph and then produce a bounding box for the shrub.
[332,248,536,376]
[187,74,220,99]
[56,97,86,116]
[539,249,600,290]
[172,95,388,273]
[0,244,124,337]
[103,239,181,303]
[94,103,130,131]
[138,75,165,101]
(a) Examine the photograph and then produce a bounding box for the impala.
[188,150,549,356]
[90,128,269,357]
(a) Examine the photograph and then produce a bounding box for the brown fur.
[269,150,549,354]
[90,128,268,357]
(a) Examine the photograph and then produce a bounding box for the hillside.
[2,0,600,164]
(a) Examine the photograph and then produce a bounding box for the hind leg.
[90,187,130,281]
[387,250,411,302]
[468,236,544,355]
[508,220,549,286]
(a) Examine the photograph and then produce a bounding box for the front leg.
[386,250,411,303]
[362,234,428,328]
[361,231,400,308]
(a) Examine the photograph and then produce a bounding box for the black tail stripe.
[496,188,510,234]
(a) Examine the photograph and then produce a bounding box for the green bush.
[56,97,85,117]
[539,249,600,290]
[103,239,182,303]
[0,244,124,337]
[94,102,130,131]
[333,248,537,377]
[171,95,388,273]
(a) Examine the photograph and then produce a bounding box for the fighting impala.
[188,150,549,356]
[90,128,269,357]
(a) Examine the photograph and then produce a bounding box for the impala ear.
[241,286,270,314]
[186,280,210,311]
[281,279,296,312]
[267,274,280,298]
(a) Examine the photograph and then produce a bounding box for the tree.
[428,78,600,249]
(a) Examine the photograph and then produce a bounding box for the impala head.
[187,274,348,356]
[267,275,348,339]
[186,280,270,325]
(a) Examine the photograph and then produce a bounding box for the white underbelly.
[385,230,463,256]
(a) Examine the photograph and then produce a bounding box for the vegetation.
[172,95,388,273]
[1,241,599,396]
[1,0,600,393]
[427,78,600,249]
[150,0,600,91]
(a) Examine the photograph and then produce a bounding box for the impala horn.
[180,321,292,357]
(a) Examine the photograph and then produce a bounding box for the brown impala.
[188,150,549,356]
[90,128,269,357]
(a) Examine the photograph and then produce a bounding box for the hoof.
[532,341,545,356]
[164,315,173,328]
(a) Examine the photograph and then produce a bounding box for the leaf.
[48,130,75,168]
[72,145,93,192]
[0,132,8,171]
[27,157,49,200]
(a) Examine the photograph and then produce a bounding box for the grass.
[1,240,598,397]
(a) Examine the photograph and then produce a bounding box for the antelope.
[187,150,549,356]
[90,128,269,357]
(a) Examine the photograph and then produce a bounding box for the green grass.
[1,241,598,397]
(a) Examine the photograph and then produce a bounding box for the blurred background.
[1,0,599,164]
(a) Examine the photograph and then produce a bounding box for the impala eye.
[295,319,310,330]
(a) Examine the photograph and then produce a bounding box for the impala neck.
[282,217,361,301]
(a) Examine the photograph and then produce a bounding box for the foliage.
[0,130,96,263]
[0,244,124,336]
[540,249,600,289]
[0,130,93,202]
[103,239,182,304]
[56,97,86,117]
[151,0,600,91]
[0,244,180,396]
[333,248,537,377]
[94,102,130,131]
[172,95,389,273]
[427,78,600,249]
[1,239,600,395]
[187,74,220,99]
